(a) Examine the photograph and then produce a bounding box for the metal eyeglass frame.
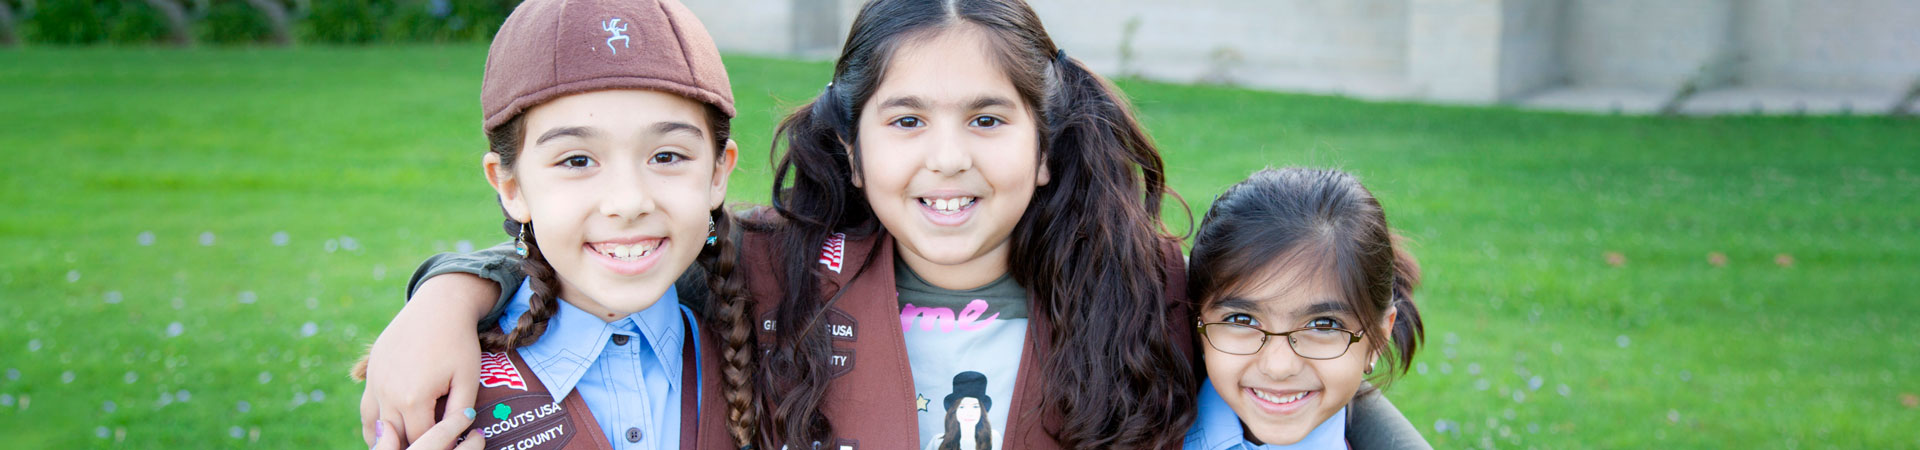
[1195,321,1365,359]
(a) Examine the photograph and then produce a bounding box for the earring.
[705,216,717,246]
[1366,360,1377,375]
[514,222,531,256]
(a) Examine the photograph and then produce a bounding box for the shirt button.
[625,427,642,443]
[612,334,629,346]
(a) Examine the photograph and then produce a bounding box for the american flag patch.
[818,232,847,273]
[478,352,527,391]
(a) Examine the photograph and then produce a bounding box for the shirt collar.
[498,278,688,400]
[1191,379,1349,450]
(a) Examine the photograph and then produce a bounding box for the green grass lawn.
[2,45,1914,448]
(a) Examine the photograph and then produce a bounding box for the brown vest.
[743,229,1196,450]
[441,314,738,449]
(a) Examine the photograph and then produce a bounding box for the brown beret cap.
[481,0,735,132]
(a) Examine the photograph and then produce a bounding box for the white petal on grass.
[1512,391,1526,403]
[4,368,16,381]
[237,291,257,305]
[340,236,360,251]
[103,291,122,304]
[1557,384,1572,397]
[299,322,318,338]
[158,391,174,407]
[102,401,116,413]
[27,340,41,352]
[1467,363,1482,375]
[1528,376,1544,391]
[372,264,386,280]
[1616,335,1631,348]
[1474,378,1491,391]
[324,239,339,253]
[258,371,272,384]
[236,401,251,413]
[229,426,245,439]
[60,371,75,384]
[137,231,155,246]
[66,270,81,283]
[166,322,184,338]
[0,394,12,407]
[171,297,185,310]
[176,390,191,403]
[1415,362,1428,375]
[305,297,318,310]
[292,391,308,407]
[271,231,290,246]
[97,426,111,439]
[199,232,216,246]
[455,240,474,253]
[123,371,138,384]
[309,390,325,402]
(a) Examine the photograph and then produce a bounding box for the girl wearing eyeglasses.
[1184,168,1429,449]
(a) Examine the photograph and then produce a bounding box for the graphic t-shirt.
[896,257,1028,450]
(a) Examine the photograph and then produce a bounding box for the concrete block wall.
[680,0,794,55]
[1561,0,1739,90]
[682,0,1920,112]
[1029,0,1414,98]
[1739,0,1920,92]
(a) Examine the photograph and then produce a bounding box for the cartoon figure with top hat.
[925,371,996,450]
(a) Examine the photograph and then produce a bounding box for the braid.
[478,224,563,352]
[701,208,761,448]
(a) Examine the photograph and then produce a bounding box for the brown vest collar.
[455,315,705,450]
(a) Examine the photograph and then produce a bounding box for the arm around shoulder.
[1347,386,1432,450]
[405,241,524,329]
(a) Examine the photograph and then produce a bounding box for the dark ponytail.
[752,79,872,448]
[1382,240,1425,382]
[1015,50,1196,449]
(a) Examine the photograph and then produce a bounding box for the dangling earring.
[1366,360,1377,375]
[705,216,717,246]
[514,222,531,256]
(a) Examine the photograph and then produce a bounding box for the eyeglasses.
[1196,321,1363,359]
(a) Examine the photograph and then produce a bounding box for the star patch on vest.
[818,232,846,273]
[479,352,528,391]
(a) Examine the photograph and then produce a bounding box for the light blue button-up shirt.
[1184,379,1347,450]
[499,278,701,450]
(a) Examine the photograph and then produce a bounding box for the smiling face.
[1199,263,1395,445]
[486,89,737,320]
[853,26,1048,290]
